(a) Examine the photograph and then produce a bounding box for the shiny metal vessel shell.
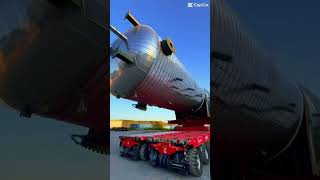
[111,25,205,112]
[212,0,304,159]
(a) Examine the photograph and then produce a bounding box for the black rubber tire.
[149,148,159,167]
[205,141,210,154]
[166,156,172,170]
[139,143,149,161]
[187,148,203,177]
[119,142,125,157]
[199,144,209,165]
[131,145,140,161]
[163,155,169,169]
[159,154,164,167]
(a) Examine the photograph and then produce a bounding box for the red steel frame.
[120,129,210,155]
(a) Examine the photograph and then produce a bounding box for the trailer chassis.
[119,128,210,176]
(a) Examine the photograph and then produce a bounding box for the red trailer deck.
[119,129,210,177]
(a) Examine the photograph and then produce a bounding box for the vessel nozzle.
[124,10,140,26]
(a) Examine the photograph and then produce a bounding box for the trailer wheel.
[149,148,159,167]
[187,148,203,177]
[199,144,209,165]
[131,145,140,160]
[139,143,149,161]
[119,142,125,157]
[159,154,164,167]
[163,155,169,169]
[205,141,210,154]
[166,156,172,170]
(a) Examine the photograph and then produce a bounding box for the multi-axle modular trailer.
[110,11,210,177]
[119,127,210,176]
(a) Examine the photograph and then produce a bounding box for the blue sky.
[110,0,210,121]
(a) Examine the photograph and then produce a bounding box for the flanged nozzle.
[161,37,176,56]
[109,25,128,43]
[125,10,140,26]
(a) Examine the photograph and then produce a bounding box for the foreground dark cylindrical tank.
[110,15,207,113]
[0,0,107,130]
[212,0,304,160]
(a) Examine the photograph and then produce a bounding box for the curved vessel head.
[110,25,159,98]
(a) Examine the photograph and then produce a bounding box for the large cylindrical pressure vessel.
[110,21,206,113]
[0,0,107,129]
[212,0,304,160]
